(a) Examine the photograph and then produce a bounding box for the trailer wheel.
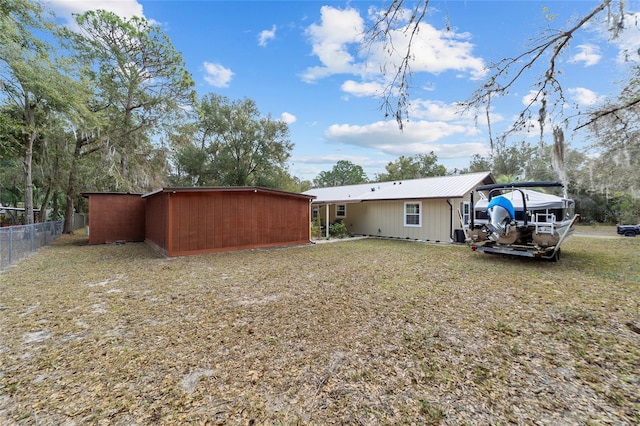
[549,249,561,262]
[624,230,636,237]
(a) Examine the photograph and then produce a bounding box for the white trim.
[462,201,471,225]
[336,204,347,218]
[404,201,422,227]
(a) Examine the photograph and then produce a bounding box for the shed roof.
[82,192,143,198]
[141,186,315,200]
[304,172,494,204]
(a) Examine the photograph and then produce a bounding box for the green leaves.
[313,160,368,188]
[377,152,446,182]
[171,94,294,187]
[71,9,196,191]
[0,0,78,224]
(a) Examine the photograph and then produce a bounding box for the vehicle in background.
[616,224,640,237]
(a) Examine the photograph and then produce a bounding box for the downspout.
[325,203,330,238]
[470,191,474,230]
[446,199,453,242]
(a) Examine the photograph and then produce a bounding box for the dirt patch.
[1,233,638,424]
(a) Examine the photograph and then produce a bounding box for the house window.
[311,207,319,221]
[336,204,346,218]
[404,202,421,227]
[462,201,470,225]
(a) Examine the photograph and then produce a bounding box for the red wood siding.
[162,189,311,256]
[144,192,169,255]
[86,194,145,245]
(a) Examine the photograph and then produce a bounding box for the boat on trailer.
[463,181,579,261]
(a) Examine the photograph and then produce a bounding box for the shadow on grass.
[50,232,90,247]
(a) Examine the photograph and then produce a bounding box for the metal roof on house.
[304,172,494,204]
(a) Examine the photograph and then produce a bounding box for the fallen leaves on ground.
[0,229,638,425]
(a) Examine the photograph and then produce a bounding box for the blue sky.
[46,0,640,181]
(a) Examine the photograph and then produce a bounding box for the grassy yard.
[1,230,638,425]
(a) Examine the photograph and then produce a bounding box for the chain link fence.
[0,220,65,271]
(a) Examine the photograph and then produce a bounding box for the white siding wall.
[314,195,475,242]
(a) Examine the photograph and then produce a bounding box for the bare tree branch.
[367,0,631,147]
[364,0,429,130]
[465,0,612,152]
[576,96,640,131]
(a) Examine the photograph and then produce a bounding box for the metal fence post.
[8,226,13,265]
[29,224,34,252]
[0,221,68,271]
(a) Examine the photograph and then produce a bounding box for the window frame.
[404,201,422,227]
[462,201,471,225]
[336,204,347,218]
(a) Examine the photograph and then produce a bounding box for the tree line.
[1,0,638,230]
[1,1,304,231]
[314,143,639,224]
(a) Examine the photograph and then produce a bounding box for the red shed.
[142,187,314,257]
[82,192,145,245]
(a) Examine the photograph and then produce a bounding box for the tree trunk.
[22,95,37,225]
[63,175,76,234]
[63,143,81,234]
[51,191,59,223]
[22,131,35,225]
[38,178,52,222]
[120,156,128,182]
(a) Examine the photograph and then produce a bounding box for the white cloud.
[568,87,603,106]
[521,86,603,120]
[408,100,464,121]
[613,11,640,62]
[571,44,601,66]
[341,80,385,97]
[281,112,297,124]
[408,99,505,130]
[302,4,486,101]
[293,154,378,166]
[301,6,365,82]
[588,10,640,63]
[258,25,277,47]
[369,21,487,80]
[203,62,234,88]
[522,90,543,107]
[324,119,483,158]
[47,0,146,22]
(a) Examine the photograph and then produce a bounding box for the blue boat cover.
[487,196,515,220]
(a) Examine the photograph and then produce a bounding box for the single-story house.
[303,172,495,243]
[83,187,315,256]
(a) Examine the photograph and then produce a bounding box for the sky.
[45,0,640,181]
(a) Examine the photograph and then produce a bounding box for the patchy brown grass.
[1,231,639,425]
